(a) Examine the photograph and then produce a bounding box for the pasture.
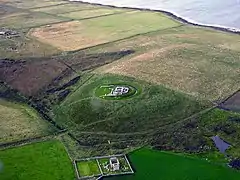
[95,25,240,101]
[29,11,180,51]
[0,12,68,29]
[58,7,129,20]
[0,140,75,180]
[0,99,56,143]
[105,148,240,180]
[54,74,208,136]
[31,2,99,14]
[5,0,66,9]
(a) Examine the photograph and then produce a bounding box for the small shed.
[109,157,120,171]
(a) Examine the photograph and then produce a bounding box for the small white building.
[109,157,120,171]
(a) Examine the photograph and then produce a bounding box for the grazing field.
[0,34,60,58]
[0,140,75,180]
[30,11,180,51]
[95,26,240,101]
[5,0,66,9]
[31,2,99,14]
[0,12,68,29]
[54,74,208,136]
[77,159,101,177]
[0,4,25,18]
[105,148,240,180]
[0,99,55,143]
[59,8,128,20]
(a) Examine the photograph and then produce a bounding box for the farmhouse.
[109,157,120,171]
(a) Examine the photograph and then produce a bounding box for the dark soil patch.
[219,91,240,112]
[0,58,67,96]
[0,50,134,132]
[0,4,22,18]
[0,81,26,103]
[0,50,134,96]
[62,50,135,71]
[46,76,80,94]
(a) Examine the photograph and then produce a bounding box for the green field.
[0,12,68,29]
[32,3,99,14]
[0,140,75,180]
[80,11,180,40]
[105,148,240,180]
[77,159,101,177]
[59,8,128,20]
[6,0,66,9]
[0,99,56,143]
[94,25,240,101]
[54,74,208,134]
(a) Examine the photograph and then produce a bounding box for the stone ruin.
[0,28,19,38]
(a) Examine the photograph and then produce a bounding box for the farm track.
[28,2,70,10]
[0,130,67,150]
[76,106,216,137]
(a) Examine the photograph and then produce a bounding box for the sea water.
[73,0,240,31]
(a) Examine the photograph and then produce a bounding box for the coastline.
[69,0,240,35]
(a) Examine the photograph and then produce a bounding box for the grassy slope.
[6,0,66,9]
[0,33,60,58]
[59,8,128,20]
[94,25,240,101]
[81,11,180,40]
[0,12,68,29]
[0,99,56,143]
[32,2,100,14]
[106,148,240,180]
[0,140,75,180]
[54,74,208,134]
